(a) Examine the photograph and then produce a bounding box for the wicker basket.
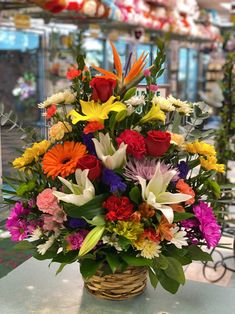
[84,266,147,300]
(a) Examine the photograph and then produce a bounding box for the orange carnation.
[42,141,86,179]
[83,121,104,134]
[176,179,195,205]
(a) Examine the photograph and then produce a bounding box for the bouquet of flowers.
[5,41,223,297]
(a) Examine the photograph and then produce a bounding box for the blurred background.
[0,0,234,286]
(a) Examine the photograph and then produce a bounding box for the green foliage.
[129,186,141,204]
[80,259,102,280]
[62,194,107,219]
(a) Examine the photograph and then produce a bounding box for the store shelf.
[27,10,214,44]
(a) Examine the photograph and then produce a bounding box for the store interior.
[0,0,235,295]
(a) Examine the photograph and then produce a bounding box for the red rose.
[90,77,116,103]
[103,195,134,222]
[116,130,146,159]
[145,130,171,157]
[77,155,102,181]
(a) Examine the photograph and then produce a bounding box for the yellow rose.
[49,122,72,141]
[170,132,185,148]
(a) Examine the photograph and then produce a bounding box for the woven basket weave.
[84,266,147,300]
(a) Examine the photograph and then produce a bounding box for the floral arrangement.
[5,41,223,294]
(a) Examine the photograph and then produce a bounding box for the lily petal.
[156,192,192,204]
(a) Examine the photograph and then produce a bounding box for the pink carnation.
[36,188,61,215]
[43,215,63,232]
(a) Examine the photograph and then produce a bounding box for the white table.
[0,258,235,314]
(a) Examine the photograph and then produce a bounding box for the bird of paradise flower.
[93,42,148,88]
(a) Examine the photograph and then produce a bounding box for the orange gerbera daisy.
[93,42,148,87]
[42,141,86,179]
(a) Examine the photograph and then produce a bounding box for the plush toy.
[32,0,68,13]
[81,0,110,18]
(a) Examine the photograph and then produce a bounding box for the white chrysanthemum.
[125,95,145,116]
[38,89,76,108]
[125,95,145,107]
[167,95,192,115]
[37,234,57,255]
[136,239,162,259]
[152,95,175,112]
[30,227,43,241]
[169,227,188,249]
[102,235,122,251]
[63,89,77,103]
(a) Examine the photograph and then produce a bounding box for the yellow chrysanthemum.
[134,239,161,259]
[140,103,166,124]
[68,96,126,124]
[200,156,225,173]
[110,221,144,241]
[12,140,51,170]
[185,141,216,157]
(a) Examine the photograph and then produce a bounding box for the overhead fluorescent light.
[220,3,231,10]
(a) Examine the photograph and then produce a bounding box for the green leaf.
[129,186,141,204]
[106,253,120,273]
[158,270,180,294]
[154,255,168,270]
[52,250,78,263]
[80,259,102,280]
[173,212,194,222]
[118,237,132,250]
[56,263,67,275]
[62,194,107,219]
[123,87,137,101]
[148,267,158,289]
[79,226,105,257]
[164,257,185,284]
[14,241,34,250]
[172,112,181,133]
[120,253,153,267]
[83,215,105,226]
[187,245,212,262]
[206,179,221,199]
[33,250,56,261]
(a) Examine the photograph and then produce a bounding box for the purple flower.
[102,168,127,193]
[68,218,87,229]
[124,158,156,183]
[6,202,30,242]
[177,161,189,179]
[66,230,89,250]
[82,133,96,155]
[193,201,221,248]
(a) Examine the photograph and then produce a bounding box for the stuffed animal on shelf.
[32,0,69,13]
[81,0,110,18]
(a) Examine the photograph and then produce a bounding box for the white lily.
[138,163,192,223]
[92,133,127,170]
[53,169,95,206]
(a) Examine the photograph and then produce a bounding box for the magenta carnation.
[193,201,221,248]
[66,230,89,250]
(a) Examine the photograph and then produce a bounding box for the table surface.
[0,258,235,314]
